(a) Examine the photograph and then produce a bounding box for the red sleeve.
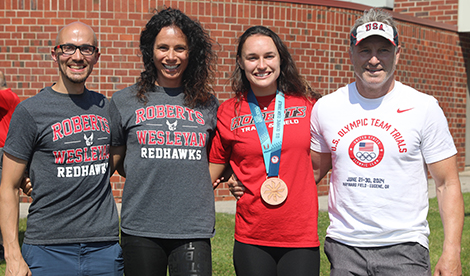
[209,100,233,164]
[0,88,20,111]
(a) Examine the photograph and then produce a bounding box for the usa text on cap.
[350,21,399,46]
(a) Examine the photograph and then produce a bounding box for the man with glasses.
[0,22,123,276]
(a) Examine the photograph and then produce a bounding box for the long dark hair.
[137,8,216,107]
[231,26,321,100]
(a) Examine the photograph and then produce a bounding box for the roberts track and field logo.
[348,135,384,168]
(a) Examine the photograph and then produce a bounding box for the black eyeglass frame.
[55,44,98,56]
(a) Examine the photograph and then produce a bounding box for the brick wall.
[1,0,468,203]
[394,0,459,25]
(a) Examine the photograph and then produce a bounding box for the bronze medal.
[260,177,288,205]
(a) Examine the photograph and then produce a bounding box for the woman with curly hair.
[209,26,322,275]
[109,8,218,276]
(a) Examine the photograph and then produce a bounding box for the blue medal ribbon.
[247,89,285,177]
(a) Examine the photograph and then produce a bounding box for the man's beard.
[59,63,91,84]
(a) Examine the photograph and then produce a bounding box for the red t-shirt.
[0,88,20,147]
[210,93,320,248]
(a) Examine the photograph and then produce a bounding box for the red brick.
[1,0,468,203]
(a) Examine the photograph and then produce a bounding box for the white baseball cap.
[350,21,399,46]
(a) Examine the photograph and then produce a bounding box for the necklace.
[260,104,269,110]
[257,94,276,110]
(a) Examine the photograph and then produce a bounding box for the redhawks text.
[53,145,110,177]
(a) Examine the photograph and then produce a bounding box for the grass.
[1,193,468,275]
[428,192,470,275]
[211,213,236,275]
[212,193,470,275]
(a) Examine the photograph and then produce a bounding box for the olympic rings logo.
[355,151,376,161]
[348,135,384,168]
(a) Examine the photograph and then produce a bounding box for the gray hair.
[351,8,397,34]
[350,8,399,51]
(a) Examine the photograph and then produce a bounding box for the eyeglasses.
[55,44,98,56]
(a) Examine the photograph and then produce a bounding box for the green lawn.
[1,193,469,275]
[210,193,470,275]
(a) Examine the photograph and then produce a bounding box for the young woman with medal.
[209,26,322,275]
[109,8,218,276]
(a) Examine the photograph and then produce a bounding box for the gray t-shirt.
[109,84,218,239]
[4,86,119,245]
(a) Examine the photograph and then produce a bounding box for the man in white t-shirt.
[310,8,464,276]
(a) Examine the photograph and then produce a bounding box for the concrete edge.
[19,173,470,218]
